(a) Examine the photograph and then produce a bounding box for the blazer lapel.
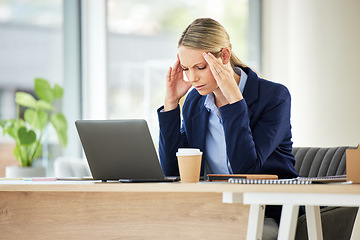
[242,67,259,107]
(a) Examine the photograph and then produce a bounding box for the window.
[107,0,249,144]
[0,0,253,176]
[0,0,63,173]
[0,1,63,115]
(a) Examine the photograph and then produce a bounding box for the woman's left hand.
[203,52,243,104]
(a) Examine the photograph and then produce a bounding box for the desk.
[0,181,248,240]
[223,183,360,240]
[1,181,360,240]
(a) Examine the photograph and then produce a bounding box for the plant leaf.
[35,78,54,103]
[14,118,25,129]
[36,110,49,130]
[36,100,53,111]
[18,127,36,145]
[0,120,13,136]
[2,119,23,140]
[53,84,63,99]
[24,109,35,127]
[50,113,68,147]
[24,109,48,130]
[15,92,37,108]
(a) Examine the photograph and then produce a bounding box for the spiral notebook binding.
[228,178,312,184]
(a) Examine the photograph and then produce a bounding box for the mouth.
[195,84,206,90]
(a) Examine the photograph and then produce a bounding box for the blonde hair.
[178,18,247,68]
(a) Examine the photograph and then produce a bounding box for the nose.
[187,70,199,83]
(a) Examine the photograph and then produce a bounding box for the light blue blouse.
[203,67,247,174]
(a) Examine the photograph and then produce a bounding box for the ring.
[217,70,221,75]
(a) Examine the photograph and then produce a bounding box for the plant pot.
[5,166,46,178]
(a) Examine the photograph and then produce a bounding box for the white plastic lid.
[176,148,202,156]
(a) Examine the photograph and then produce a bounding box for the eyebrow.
[180,61,207,69]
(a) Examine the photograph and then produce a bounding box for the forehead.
[178,46,206,67]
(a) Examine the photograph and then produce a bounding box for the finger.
[203,52,225,75]
[223,61,232,72]
[172,57,183,75]
[202,53,216,72]
[170,63,183,83]
[202,55,222,79]
[172,57,179,70]
[204,52,223,65]
[171,59,179,76]
[206,60,218,75]
[166,67,172,82]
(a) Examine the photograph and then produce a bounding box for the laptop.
[75,119,179,182]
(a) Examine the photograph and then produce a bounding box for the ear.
[220,48,231,65]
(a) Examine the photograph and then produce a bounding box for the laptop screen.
[75,119,165,181]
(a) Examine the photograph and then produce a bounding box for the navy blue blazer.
[157,67,298,179]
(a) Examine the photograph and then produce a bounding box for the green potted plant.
[0,78,67,177]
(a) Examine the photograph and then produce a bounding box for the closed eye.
[198,66,207,70]
[181,65,206,71]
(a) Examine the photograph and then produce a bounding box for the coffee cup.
[176,148,202,183]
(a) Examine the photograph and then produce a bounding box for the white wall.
[262,0,360,147]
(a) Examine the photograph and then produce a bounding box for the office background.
[0,0,359,176]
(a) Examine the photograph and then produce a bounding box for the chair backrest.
[292,147,350,177]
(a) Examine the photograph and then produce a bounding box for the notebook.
[228,178,312,185]
[296,175,347,183]
[75,119,179,182]
[228,175,348,185]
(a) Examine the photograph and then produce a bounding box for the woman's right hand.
[164,56,192,111]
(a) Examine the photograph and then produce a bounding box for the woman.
[158,17,298,179]
[157,18,301,225]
